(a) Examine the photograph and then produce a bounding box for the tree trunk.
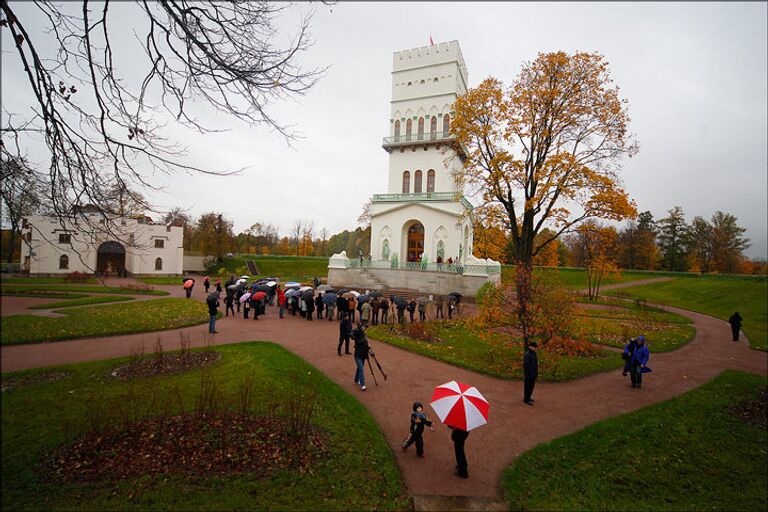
[6,229,17,264]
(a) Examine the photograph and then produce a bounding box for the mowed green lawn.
[503,370,767,511]
[27,295,134,310]
[501,266,674,290]
[1,343,407,511]
[1,299,209,345]
[2,283,167,296]
[607,277,768,351]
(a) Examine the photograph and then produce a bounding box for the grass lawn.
[2,284,168,296]
[1,277,98,284]
[201,255,329,284]
[0,291,89,299]
[1,342,407,511]
[138,277,189,286]
[367,321,623,382]
[27,295,135,310]
[1,299,209,345]
[574,299,696,352]
[503,370,767,511]
[501,266,674,290]
[606,277,768,351]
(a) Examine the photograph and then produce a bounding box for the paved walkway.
[1,279,766,500]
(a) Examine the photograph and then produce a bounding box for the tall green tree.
[194,213,234,262]
[710,211,750,273]
[657,206,690,271]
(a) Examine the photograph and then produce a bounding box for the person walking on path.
[371,297,380,325]
[523,341,539,405]
[449,426,470,478]
[728,312,743,341]
[361,300,372,328]
[338,314,352,356]
[277,287,286,319]
[402,401,434,457]
[435,295,444,319]
[206,291,220,334]
[407,299,417,323]
[381,298,390,324]
[622,336,639,376]
[203,276,210,293]
[353,326,369,391]
[184,278,195,299]
[630,336,650,389]
[315,293,325,320]
[215,280,222,294]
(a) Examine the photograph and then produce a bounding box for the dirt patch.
[108,351,222,380]
[43,412,327,483]
[729,386,767,429]
[1,371,72,392]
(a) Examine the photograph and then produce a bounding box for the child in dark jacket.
[338,314,352,356]
[402,401,434,457]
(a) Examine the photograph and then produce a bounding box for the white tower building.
[369,40,473,266]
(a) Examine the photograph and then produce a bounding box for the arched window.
[381,239,390,260]
[442,114,450,136]
[155,257,163,271]
[427,169,436,193]
[414,170,423,193]
[394,120,401,141]
[402,171,410,193]
[59,254,69,269]
[437,240,445,260]
[433,77,439,82]
[430,116,437,140]
[406,119,412,141]
[417,117,424,140]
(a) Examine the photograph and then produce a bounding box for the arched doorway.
[97,241,126,275]
[406,222,424,263]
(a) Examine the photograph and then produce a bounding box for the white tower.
[370,40,474,266]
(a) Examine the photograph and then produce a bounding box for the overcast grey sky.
[3,2,767,258]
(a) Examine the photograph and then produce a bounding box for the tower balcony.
[382,133,468,159]
[371,192,473,211]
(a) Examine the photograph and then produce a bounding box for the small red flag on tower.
[429,35,434,45]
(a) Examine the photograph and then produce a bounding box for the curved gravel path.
[1,278,766,500]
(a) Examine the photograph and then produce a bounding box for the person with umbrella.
[305,293,315,321]
[241,291,252,319]
[315,292,325,320]
[394,296,407,324]
[215,280,222,294]
[324,292,337,321]
[523,342,539,406]
[348,295,357,323]
[183,277,195,299]
[277,286,286,319]
[251,291,266,320]
[224,287,236,317]
[430,381,490,479]
[206,291,220,334]
[361,299,372,328]
[352,325,369,391]
[336,294,348,321]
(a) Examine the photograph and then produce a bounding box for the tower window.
[154,239,164,249]
[414,170,423,193]
[417,117,424,140]
[430,116,437,139]
[155,257,163,271]
[58,233,71,244]
[406,119,412,141]
[402,171,410,194]
[442,114,450,136]
[427,170,435,192]
[59,254,69,269]
[394,120,401,140]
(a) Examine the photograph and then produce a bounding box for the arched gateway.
[97,241,126,274]
[406,222,424,262]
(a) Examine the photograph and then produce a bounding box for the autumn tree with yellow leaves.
[452,51,638,308]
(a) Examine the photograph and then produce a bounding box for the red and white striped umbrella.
[430,381,490,431]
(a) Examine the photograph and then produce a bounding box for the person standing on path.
[630,336,650,389]
[361,300,371,328]
[348,297,357,323]
[435,295,444,319]
[336,294,348,322]
[523,342,539,405]
[371,297,380,325]
[339,313,352,356]
[418,301,427,322]
[277,287,286,319]
[407,299,417,323]
[352,326,369,391]
[305,295,315,321]
[224,291,235,317]
[728,312,743,341]
[381,298,390,324]
[184,278,195,299]
[449,426,469,478]
[315,293,324,320]
[402,401,434,457]
[203,276,210,293]
[622,336,639,376]
[206,291,220,334]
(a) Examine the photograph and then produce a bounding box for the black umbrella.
[337,288,350,295]
[368,290,383,298]
[393,296,407,308]
[252,284,270,293]
[206,292,219,305]
[357,294,369,304]
[301,289,315,300]
[323,292,338,306]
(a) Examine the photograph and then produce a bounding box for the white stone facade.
[20,214,184,276]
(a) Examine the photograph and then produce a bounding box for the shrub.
[64,271,90,282]
[475,281,497,306]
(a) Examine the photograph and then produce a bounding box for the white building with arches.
[328,41,500,296]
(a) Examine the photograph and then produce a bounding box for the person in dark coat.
[371,297,381,325]
[224,290,235,317]
[184,278,195,299]
[352,326,369,391]
[523,341,539,405]
[630,336,650,389]
[728,312,743,341]
[338,313,352,356]
[449,426,469,478]
[396,297,406,324]
[242,294,250,319]
[215,280,222,294]
[315,293,325,320]
[407,299,417,322]
[235,287,243,313]
[206,292,220,334]
[203,276,210,293]
[305,295,315,321]
[402,401,434,457]
[380,298,390,324]
[435,295,445,319]
[337,295,348,321]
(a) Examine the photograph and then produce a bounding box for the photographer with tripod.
[352,324,387,392]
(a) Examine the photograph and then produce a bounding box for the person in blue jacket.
[630,336,650,389]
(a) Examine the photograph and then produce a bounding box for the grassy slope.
[1,277,98,284]
[1,343,407,511]
[2,284,167,296]
[27,295,135,310]
[607,277,768,351]
[1,299,209,345]
[503,370,767,511]
[367,321,622,382]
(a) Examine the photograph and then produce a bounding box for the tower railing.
[372,192,473,211]
[383,131,453,146]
